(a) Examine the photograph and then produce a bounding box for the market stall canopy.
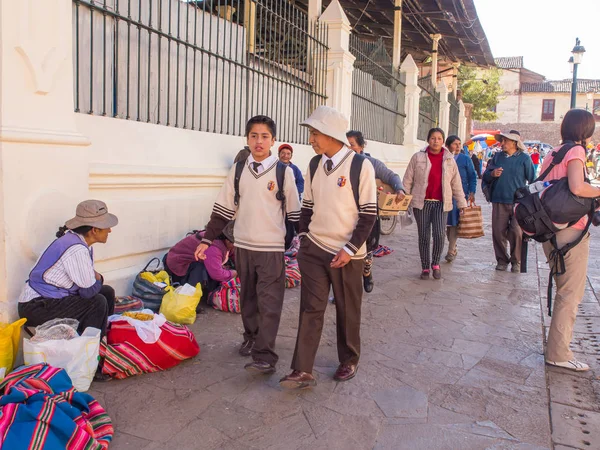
[301,0,494,66]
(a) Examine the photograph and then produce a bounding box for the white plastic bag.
[23,327,101,392]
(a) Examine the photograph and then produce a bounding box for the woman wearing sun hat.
[18,200,118,338]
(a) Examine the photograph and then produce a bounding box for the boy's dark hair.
[56,225,94,238]
[561,109,595,144]
[346,130,366,148]
[427,127,446,141]
[245,115,276,138]
[445,135,461,148]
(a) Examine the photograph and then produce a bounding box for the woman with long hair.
[403,128,467,279]
[540,109,598,371]
[445,135,477,262]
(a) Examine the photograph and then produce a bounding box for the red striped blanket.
[100,320,199,379]
[0,363,113,450]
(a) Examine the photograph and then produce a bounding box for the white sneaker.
[546,359,590,372]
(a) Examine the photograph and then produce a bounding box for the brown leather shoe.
[333,364,358,382]
[279,370,316,389]
[239,339,254,357]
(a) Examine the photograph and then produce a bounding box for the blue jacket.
[455,153,477,197]
[483,151,535,204]
[288,162,304,196]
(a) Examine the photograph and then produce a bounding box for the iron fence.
[73,0,328,144]
[448,91,459,136]
[349,36,405,145]
[417,76,439,141]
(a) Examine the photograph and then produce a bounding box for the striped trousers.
[413,201,448,270]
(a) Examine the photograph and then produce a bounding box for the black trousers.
[18,285,116,337]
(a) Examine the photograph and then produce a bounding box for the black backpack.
[233,160,296,249]
[308,153,380,253]
[514,142,598,315]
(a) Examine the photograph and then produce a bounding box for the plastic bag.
[30,318,79,343]
[159,283,202,325]
[23,327,101,392]
[0,318,27,379]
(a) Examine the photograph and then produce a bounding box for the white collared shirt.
[321,146,351,170]
[247,154,278,174]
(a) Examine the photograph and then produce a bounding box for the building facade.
[476,57,600,145]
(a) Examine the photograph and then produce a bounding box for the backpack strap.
[308,155,320,182]
[275,161,287,215]
[349,153,365,210]
[536,142,576,182]
[233,160,245,206]
[546,203,595,316]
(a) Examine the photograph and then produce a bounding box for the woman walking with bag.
[445,135,477,262]
[540,109,598,372]
[403,128,467,280]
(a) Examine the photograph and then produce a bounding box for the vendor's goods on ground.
[159,283,202,324]
[0,318,27,381]
[0,363,113,450]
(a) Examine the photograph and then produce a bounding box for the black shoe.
[244,361,276,375]
[363,274,374,293]
[239,340,254,357]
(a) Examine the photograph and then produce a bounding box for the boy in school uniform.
[195,115,301,374]
[280,106,377,389]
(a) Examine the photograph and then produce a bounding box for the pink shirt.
[539,144,587,230]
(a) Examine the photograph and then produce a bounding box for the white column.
[320,0,355,121]
[400,54,421,150]
[430,34,442,83]
[392,0,403,72]
[0,0,90,320]
[458,100,467,142]
[308,0,323,23]
[437,81,450,135]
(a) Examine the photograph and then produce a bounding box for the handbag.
[132,257,171,312]
[457,201,485,239]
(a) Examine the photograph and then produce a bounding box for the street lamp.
[570,38,586,109]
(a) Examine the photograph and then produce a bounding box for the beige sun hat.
[494,131,526,152]
[300,105,351,147]
[65,200,119,230]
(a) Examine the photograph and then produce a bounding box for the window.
[541,99,555,121]
[593,99,600,120]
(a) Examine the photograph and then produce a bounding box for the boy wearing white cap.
[280,106,377,389]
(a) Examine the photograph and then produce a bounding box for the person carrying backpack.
[279,106,377,389]
[195,115,301,375]
[346,129,406,293]
[537,109,599,372]
[482,131,535,273]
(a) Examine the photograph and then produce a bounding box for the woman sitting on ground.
[164,222,237,302]
[18,200,118,339]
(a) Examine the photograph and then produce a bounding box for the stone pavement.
[89,195,600,450]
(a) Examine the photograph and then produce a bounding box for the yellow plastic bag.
[159,283,202,324]
[0,318,27,379]
[140,270,171,286]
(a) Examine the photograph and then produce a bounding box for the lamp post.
[569,38,586,109]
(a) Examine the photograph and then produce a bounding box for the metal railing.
[417,76,439,141]
[73,0,328,144]
[349,36,405,145]
[448,91,459,136]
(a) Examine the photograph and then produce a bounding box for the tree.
[458,66,504,122]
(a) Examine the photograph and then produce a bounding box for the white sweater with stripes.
[203,158,301,252]
[300,148,377,259]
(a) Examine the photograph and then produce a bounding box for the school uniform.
[202,154,301,366]
[291,147,377,373]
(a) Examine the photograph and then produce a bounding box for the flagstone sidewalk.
[89,195,600,450]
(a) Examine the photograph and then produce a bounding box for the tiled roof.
[521,79,600,94]
[494,56,524,69]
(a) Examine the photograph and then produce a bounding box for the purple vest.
[27,232,92,299]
